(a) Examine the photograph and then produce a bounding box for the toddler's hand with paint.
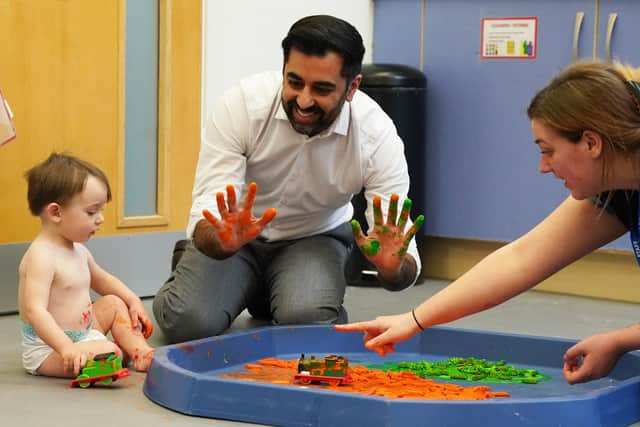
[127,297,153,339]
[202,182,277,254]
[351,194,424,275]
[62,340,123,376]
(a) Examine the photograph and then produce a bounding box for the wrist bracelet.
[412,308,425,331]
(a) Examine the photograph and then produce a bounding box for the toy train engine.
[294,354,353,386]
[70,352,130,388]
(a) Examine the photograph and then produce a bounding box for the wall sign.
[481,17,538,59]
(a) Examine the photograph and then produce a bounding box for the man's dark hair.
[281,15,365,82]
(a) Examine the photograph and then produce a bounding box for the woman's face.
[532,119,603,200]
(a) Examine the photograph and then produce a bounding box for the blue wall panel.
[373,0,423,68]
[422,0,592,241]
[373,0,638,250]
[598,0,640,65]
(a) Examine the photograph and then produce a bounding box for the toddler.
[18,152,154,377]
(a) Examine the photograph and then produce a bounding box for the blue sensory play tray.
[143,325,640,427]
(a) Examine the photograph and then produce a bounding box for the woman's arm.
[415,197,627,327]
[413,196,626,329]
[337,196,627,350]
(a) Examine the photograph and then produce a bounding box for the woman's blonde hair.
[527,61,640,185]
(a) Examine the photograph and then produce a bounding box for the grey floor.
[2,278,640,427]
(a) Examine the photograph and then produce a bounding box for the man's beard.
[282,92,347,137]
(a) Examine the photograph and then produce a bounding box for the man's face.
[281,48,361,137]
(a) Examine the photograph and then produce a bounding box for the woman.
[336,60,640,384]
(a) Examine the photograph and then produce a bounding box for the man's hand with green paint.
[351,194,424,277]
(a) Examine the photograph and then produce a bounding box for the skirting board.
[3,233,636,314]
[420,236,640,304]
[0,231,185,315]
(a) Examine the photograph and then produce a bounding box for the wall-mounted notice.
[481,17,538,59]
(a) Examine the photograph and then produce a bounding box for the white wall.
[201,0,374,124]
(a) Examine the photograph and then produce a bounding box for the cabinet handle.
[605,13,618,62]
[573,11,585,62]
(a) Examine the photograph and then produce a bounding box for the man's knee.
[152,282,229,343]
[273,303,347,325]
[153,303,230,343]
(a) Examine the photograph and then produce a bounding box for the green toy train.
[70,352,130,388]
[294,354,353,386]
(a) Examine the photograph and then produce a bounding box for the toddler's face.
[58,175,108,242]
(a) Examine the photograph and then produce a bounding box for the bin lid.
[360,63,426,88]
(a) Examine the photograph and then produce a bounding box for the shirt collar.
[275,94,351,138]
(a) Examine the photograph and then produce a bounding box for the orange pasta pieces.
[220,358,510,400]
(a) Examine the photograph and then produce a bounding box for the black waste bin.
[345,63,427,287]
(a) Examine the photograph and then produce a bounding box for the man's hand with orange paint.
[202,182,277,255]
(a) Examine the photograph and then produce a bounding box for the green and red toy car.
[70,352,130,388]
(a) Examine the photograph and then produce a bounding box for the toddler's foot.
[133,348,155,372]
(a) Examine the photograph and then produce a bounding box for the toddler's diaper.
[21,323,107,375]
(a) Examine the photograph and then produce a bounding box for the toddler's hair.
[25,152,111,215]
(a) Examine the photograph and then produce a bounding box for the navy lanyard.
[630,192,640,266]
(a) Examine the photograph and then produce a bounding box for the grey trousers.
[153,222,352,343]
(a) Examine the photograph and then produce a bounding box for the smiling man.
[153,15,423,343]
[281,45,359,137]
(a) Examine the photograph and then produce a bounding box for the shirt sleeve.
[187,85,251,238]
